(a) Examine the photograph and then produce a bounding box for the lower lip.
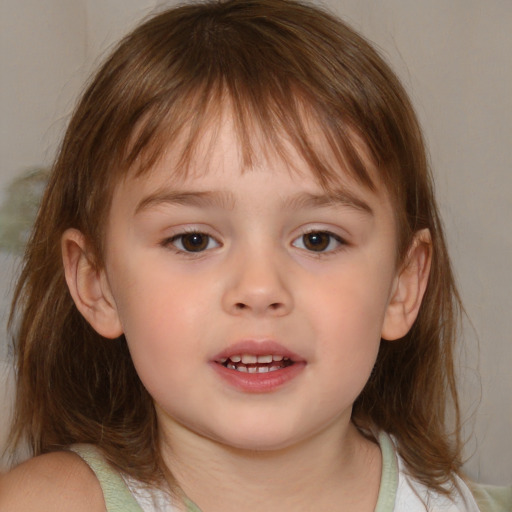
[211,362,306,393]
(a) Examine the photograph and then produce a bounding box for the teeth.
[241,354,257,364]
[221,353,293,373]
[226,364,283,373]
[225,354,287,364]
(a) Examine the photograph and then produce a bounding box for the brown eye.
[171,232,218,252]
[182,233,208,251]
[292,231,343,253]
[303,232,330,251]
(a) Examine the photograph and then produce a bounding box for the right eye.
[292,231,345,253]
[168,232,220,253]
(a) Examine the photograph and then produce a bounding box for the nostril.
[234,302,283,312]
[228,297,291,316]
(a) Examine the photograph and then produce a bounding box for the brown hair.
[9,0,463,495]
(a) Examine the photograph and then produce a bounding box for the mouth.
[216,354,294,373]
[211,341,305,392]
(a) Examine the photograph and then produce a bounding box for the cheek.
[119,297,205,413]
[311,265,393,331]
[108,262,213,381]
[111,252,213,330]
[305,263,394,376]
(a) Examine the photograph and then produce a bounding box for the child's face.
[98,118,402,452]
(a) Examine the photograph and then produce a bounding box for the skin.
[0,451,105,511]
[0,115,431,511]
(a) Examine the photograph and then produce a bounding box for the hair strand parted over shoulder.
[9,0,463,495]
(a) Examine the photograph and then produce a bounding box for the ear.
[61,228,123,339]
[381,229,432,341]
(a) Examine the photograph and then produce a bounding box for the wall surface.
[1,0,510,484]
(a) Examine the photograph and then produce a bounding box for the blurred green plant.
[0,168,49,254]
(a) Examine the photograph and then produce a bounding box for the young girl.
[0,0,509,510]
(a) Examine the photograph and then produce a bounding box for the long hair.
[9,0,462,494]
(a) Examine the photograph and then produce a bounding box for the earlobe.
[381,229,432,341]
[61,228,123,339]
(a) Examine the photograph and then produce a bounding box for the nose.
[221,250,293,317]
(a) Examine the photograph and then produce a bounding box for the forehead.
[126,103,384,198]
[114,110,392,219]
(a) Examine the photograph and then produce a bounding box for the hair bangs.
[110,0,379,193]
[122,74,377,199]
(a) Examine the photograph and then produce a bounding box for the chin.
[205,421,309,453]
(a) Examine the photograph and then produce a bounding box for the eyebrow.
[135,190,235,214]
[284,191,374,215]
[135,188,373,215]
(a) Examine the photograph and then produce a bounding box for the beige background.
[1,0,510,484]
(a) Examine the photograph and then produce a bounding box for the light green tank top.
[69,434,511,512]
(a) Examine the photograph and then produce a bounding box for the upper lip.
[212,340,304,363]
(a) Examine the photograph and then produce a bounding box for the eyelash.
[163,229,346,255]
[164,231,220,254]
[291,230,346,254]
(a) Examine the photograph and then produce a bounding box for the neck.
[160,421,382,512]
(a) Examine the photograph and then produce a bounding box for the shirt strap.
[69,444,143,512]
[374,431,399,512]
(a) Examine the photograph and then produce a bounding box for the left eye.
[292,231,344,252]
[169,232,220,253]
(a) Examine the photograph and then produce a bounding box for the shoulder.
[0,451,106,512]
